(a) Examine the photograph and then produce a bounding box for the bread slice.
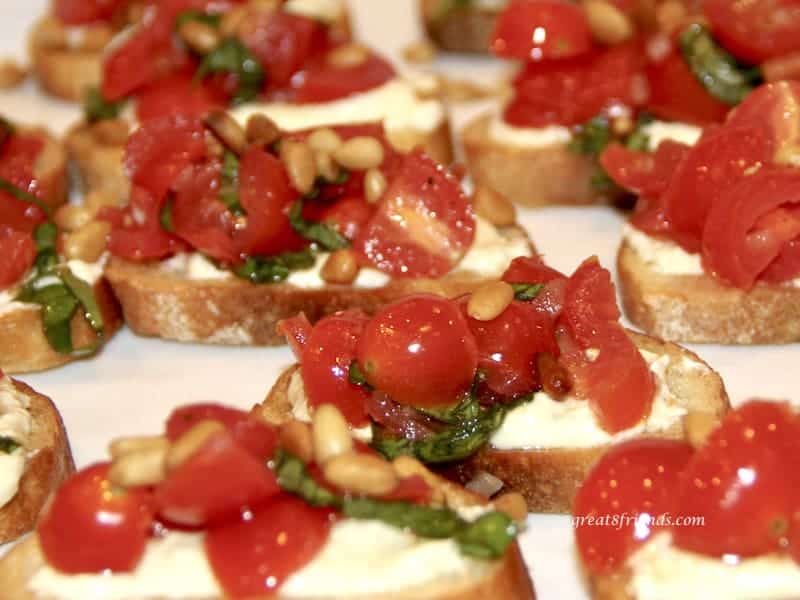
[16,126,69,213]
[0,379,74,544]
[104,223,532,345]
[419,0,501,53]
[461,114,607,207]
[0,280,123,374]
[617,239,800,344]
[260,331,729,514]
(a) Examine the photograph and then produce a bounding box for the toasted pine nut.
[179,20,220,55]
[467,281,515,322]
[323,453,399,496]
[655,0,688,33]
[205,111,247,155]
[279,421,314,463]
[611,115,634,137]
[494,492,528,523]
[245,114,281,146]
[333,136,384,171]
[79,26,114,52]
[364,168,387,203]
[307,128,343,153]
[166,420,227,471]
[54,205,93,232]
[62,221,111,263]
[683,412,717,449]
[109,446,167,487]
[86,189,124,211]
[473,186,516,228]
[37,19,67,49]
[403,41,437,64]
[109,435,169,460]
[281,140,317,194]
[321,249,359,285]
[392,456,446,506]
[220,6,250,37]
[311,404,353,464]
[0,60,27,89]
[762,52,800,83]
[92,119,130,146]
[584,0,635,45]
[327,43,370,69]
[314,151,340,182]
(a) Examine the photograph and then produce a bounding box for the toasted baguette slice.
[260,331,728,514]
[618,239,800,344]
[420,0,501,53]
[17,126,69,213]
[0,380,74,544]
[104,224,532,345]
[0,280,123,374]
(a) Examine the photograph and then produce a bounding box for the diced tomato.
[704,0,800,64]
[229,418,280,462]
[0,226,36,290]
[294,52,395,104]
[502,255,566,285]
[136,70,229,122]
[205,496,334,599]
[0,134,45,202]
[491,0,592,61]
[320,196,375,241]
[301,311,371,427]
[382,475,433,505]
[762,239,800,284]
[38,463,154,574]
[165,404,253,441]
[54,0,127,25]
[574,439,694,575]
[155,431,280,527]
[560,257,620,347]
[356,151,475,279]
[277,314,313,361]
[0,190,47,235]
[356,295,479,409]
[600,140,690,199]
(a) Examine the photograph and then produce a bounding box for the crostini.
[0,373,74,545]
[608,81,800,344]
[575,400,800,600]
[260,254,728,513]
[98,113,530,346]
[0,401,536,600]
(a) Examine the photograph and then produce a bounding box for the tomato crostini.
[609,81,800,344]
[260,254,728,513]
[575,400,800,600]
[0,402,536,600]
[96,112,531,345]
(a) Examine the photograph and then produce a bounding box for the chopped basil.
[0,117,14,148]
[569,117,612,158]
[219,151,245,216]
[680,24,761,106]
[288,200,349,251]
[232,248,317,284]
[197,38,264,105]
[159,198,175,232]
[0,437,20,454]
[0,177,51,216]
[175,10,221,29]
[624,113,654,152]
[274,451,342,508]
[510,282,544,302]
[84,87,126,123]
[18,282,80,355]
[60,268,105,334]
[348,360,371,388]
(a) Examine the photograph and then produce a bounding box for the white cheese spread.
[0,377,32,508]
[622,224,704,276]
[161,253,232,281]
[628,533,800,600]
[642,120,702,152]
[488,114,573,149]
[283,0,344,23]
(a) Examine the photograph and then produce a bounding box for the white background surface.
[1,1,797,598]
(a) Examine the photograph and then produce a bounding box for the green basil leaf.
[569,117,611,158]
[175,10,221,29]
[60,268,105,334]
[344,498,463,538]
[0,436,21,454]
[34,222,57,253]
[273,451,342,508]
[0,177,51,216]
[233,248,317,284]
[456,513,517,559]
[510,282,544,302]
[219,151,245,215]
[160,198,175,233]
[84,87,126,123]
[348,360,370,388]
[19,283,79,354]
[288,200,349,251]
[197,38,264,105]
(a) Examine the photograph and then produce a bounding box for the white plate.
[1,2,797,599]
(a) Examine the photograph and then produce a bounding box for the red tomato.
[165,404,253,441]
[0,226,36,290]
[320,196,375,241]
[505,42,646,127]
[0,134,45,201]
[356,151,475,278]
[600,140,690,199]
[155,431,280,527]
[38,463,154,574]
[674,401,798,558]
[136,70,229,122]
[561,257,620,347]
[294,52,396,103]
[0,190,47,235]
[704,0,800,64]
[277,314,313,361]
[206,496,334,598]
[574,439,694,575]
[382,475,433,505]
[356,295,478,408]
[502,255,566,285]
[762,239,800,284]
[301,311,371,427]
[702,167,800,289]
[54,0,126,24]
[491,0,592,61]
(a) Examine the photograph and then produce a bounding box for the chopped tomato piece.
[165,404,253,441]
[0,134,45,201]
[294,52,395,103]
[277,314,313,361]
[136,70,229,122]
[762,239,800,284]
[560,257,619,347]
[502,255,566,285]
[54,0,127,24]
[382,475,433,505]
[0,189,47,235]
[320,196,375,241]
[600,140,690,199]
[0,226,36,290]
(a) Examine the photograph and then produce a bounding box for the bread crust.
[0,380,74,545]
[618,239,800,344]
[261,331,728,514]
[0,280,123,374]
[419,0,501,53]
[462,114,606,207]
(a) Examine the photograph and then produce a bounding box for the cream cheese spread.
[642,120,702,152]
[0,377,32,509]
[283,0,344,23]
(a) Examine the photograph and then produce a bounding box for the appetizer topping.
[54,0,129,26]
[0,375,32,508]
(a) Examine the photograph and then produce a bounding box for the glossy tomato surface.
[294,53,395,103]
[0,226,36,289]
[54,0,127,25]
[600,140,691,199]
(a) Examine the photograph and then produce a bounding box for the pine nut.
[323,453,399,496]
[86,190,124,211]
[473,186,516,228]
[205,111,247,155]
[327,43,370,69]
[92,119,130,146]
[494,492,528,523]
[79,26,114,52]
[109,436,169,460]
[0,60,27,89]
[584,0,635,45]
[307,128,343,153]
[62,221,111,263]
[37,19,67,49]
[611,115,634,137]
[403,41,437,64]
[332,137,384,171]
[109,446,167,487]
[279,421,314,463]
[281,140,317,194]
[321,249,359,285]
[245,114,281,147]
[392,456,446,505]
[179,20,220,55]
[166,420,227,471]
[467,281,515,322]
[364,168,387,203]
[220,6,250,37]
[655,0,687,33]
[314,150,340,182]
[54,205,93,232]
[311,404,353,464]
[683,411,717,449]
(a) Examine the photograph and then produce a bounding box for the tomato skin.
[165,404,253,441]
[574,439,694,575]
[38,463,154,574]
[561,257,620,347]
[136,70,229,122]
[277,314,313,361]
[491,0,592,61]
[502,255,566,285]
[762,239,800,284]
[0,226,36,290]
[54,0,126,25]
[357,295,479,408]
[294,53,396,104]
[206,495,334,599]
[320,196,375,241]
[600,140,691,199]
